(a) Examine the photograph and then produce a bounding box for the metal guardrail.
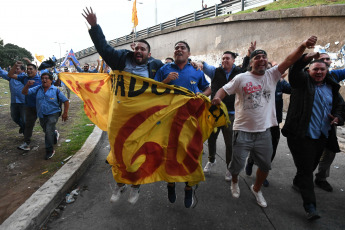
[70,0,273,61]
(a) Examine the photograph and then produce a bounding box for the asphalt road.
[46,131,345,230]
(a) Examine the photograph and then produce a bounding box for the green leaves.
[0,40,33,68]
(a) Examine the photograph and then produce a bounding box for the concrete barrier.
[0,127,104,230]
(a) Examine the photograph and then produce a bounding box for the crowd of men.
[0,50,106,159]
[1,5,344,222]
[81,6,345,221]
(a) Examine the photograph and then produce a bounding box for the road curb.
[0,126,104,230]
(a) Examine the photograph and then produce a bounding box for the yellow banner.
[35,54,44,63]
[59,71,229,185]
[132,0,138,28]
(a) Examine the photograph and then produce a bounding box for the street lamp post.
[54,42,65,65]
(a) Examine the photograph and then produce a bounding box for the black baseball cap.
[250,49,267,59]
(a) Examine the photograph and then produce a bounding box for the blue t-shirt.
[154,62,209,94]
[17,74,42,107]
[27,85,68,118]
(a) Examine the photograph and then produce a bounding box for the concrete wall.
[81,4,345,65]
[79,4,345,109]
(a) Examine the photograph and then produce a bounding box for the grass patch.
[236,0,345,14]
[0,79,10,107]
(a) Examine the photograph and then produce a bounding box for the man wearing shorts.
[211,36,317,207]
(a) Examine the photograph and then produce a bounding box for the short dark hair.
[20,65,26,71]
[165,57,174,62]
[174,41,190,52]
[27,63,37,70]
[41,72,53,81]
[135,39,151,52]
[310,59,327,66]
[223,51,238,59]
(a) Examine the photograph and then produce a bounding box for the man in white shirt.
[211,36,317,208]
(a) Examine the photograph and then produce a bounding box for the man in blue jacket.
[83,7,163,80]
[155,41,211,208]
[0,65,26,134]
[8,62,42,151]
[313,52,345,192]
[282,52,345,220]
[22,72,69,160]
[82,7,164,205]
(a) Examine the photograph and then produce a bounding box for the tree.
[0,38,33,68]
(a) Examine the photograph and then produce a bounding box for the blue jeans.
[11,103,26,132]
[39,113,59,154]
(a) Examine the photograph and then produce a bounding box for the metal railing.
[70,0,273,61]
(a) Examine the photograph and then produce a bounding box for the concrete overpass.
[76,4,345,69]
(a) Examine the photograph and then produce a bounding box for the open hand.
[82,7,97,27]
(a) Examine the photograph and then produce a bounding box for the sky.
[1,0,220,63]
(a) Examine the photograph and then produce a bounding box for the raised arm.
[241,41,256,72]
[278,36,317,74]
[83,7,127,70]
[8,61,22,80]
[22,80,35,95]
[82,7,97,27]
[23,57,32,64]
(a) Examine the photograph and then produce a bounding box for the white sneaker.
[231,181,240,198]
[203,160,216,173]
[250,185,267,207]
[128,186,140,204]
[225,170,232,182]
[18,142,30,151]
[110,184,127,203]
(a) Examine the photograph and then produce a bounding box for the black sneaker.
[167,183,176,203]
[46,150,55,160]
[305,204,321,221]
[263,179,269,187]
[184,188,193,208]
[245,161,253,176]
[315,179,333,192]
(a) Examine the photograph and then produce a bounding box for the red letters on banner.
[113,98,205,183]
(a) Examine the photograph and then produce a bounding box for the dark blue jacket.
[89,25,163,79]
[282,55,345,152]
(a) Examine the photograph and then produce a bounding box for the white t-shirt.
[222,66,281,132]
